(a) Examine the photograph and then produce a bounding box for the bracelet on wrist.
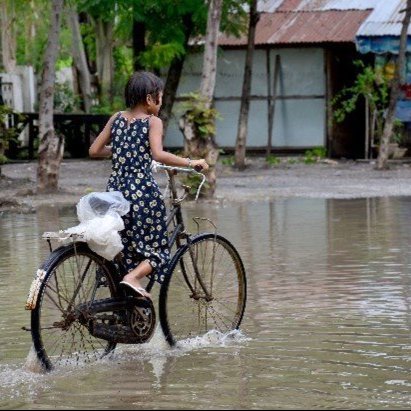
[187,157,192,167]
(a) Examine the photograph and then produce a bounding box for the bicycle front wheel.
[159,233,247,346]
[31,242,119,371]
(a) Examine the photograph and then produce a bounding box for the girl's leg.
[121,260,153,297]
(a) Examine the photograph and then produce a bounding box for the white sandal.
[120,281,151,300]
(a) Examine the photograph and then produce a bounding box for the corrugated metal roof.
[321,0,379,10]
[258,0,378,12]
[219,9,371,46]
[357,0,410,36]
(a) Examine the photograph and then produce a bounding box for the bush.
[179,92,221,139]
[266,154,280,166]
[54,82,81,113]
[303,147,326,164]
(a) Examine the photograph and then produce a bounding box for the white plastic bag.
[65,191,130,260]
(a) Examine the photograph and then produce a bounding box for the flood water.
[1,197,411,409]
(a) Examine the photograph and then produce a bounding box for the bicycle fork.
[182,242,213,302]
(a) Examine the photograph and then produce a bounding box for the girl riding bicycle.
[89,71,209,298]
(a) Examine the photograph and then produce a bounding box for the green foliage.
[332,60,389,141]
[180,92,221,139]
[14,0,72,73]
[11,0,250,116]
[90,96,124,114]
[113,47,134,80]
[15,0,51,71]
[303,147,326,164]
[56,56,73,71]
[221,0,249,38]
[392,118,405,144]
[0,153,8,165]
[138,42,186,71]
[180,172,211,199]
[77,0,249,75]
[266,154,280,166]
[0,105,25,164]
[0,105,21,145]
[79,18,97,65]
[54,83,81,113]
[77,0,118,21]
[221,155,235,166]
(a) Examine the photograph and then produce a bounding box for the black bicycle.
[25,165,247,371]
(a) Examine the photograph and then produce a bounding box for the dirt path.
[1,157,411,212]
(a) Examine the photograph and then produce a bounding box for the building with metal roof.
[356,0,411,54]
[219,9,371,46]
[221,0,375,46]
[166,0,388,159]
[258,0,378,12]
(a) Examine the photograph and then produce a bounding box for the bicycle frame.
[159,166,214,301]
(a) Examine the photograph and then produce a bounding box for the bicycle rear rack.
[42,231,86,252]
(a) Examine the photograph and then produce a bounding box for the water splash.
[23,344,45,374]
[176,329,251,351]
[0,364,50,402]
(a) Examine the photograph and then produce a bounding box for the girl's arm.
[149,116,209,170]
[89,113,118,158]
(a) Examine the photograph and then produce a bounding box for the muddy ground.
[1,157,411,212]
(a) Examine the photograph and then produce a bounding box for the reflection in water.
[1,197,411,409]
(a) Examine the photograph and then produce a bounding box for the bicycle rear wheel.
[31,242,119,371]
[159,233,247,346]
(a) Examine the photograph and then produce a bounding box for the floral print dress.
[107,112,170,283]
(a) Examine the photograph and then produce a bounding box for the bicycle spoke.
[161,235,246,344]
[32,245,116,370]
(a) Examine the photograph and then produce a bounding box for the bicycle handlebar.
[152,162,206,201]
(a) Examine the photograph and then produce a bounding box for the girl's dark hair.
[125,71,164,108]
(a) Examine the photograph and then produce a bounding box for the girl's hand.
[191,159,209,171]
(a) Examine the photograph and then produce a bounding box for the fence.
[6,113,110,159]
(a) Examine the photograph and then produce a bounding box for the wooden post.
[28,117,34,160]
[325,49,333,157]
[365,96,369,159]
[266,54,280,157]
[266,49,272,156]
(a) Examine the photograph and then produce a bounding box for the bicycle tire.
[159,233,247,346]
[31,242,119,371]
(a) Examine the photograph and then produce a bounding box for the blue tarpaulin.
[356,36,411,54]
[396,100,411,122]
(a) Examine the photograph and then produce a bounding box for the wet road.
[1,197,411,409]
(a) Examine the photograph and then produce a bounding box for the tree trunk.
[0,119,5,176]
[180,0,222,198]
[377,0,411,170]
[132,20,146,71]
[67,7,92,112]
[179,114,219,197]
[234,0,259,169]
[199,0,223,108]
[95,18,114,105]
[0,0,17,72]
[37,0,64,194]
[161,13,194,134]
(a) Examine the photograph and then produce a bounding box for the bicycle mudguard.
[25,242,118,311]
[25,268,47,310]
[25,245,75,311]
